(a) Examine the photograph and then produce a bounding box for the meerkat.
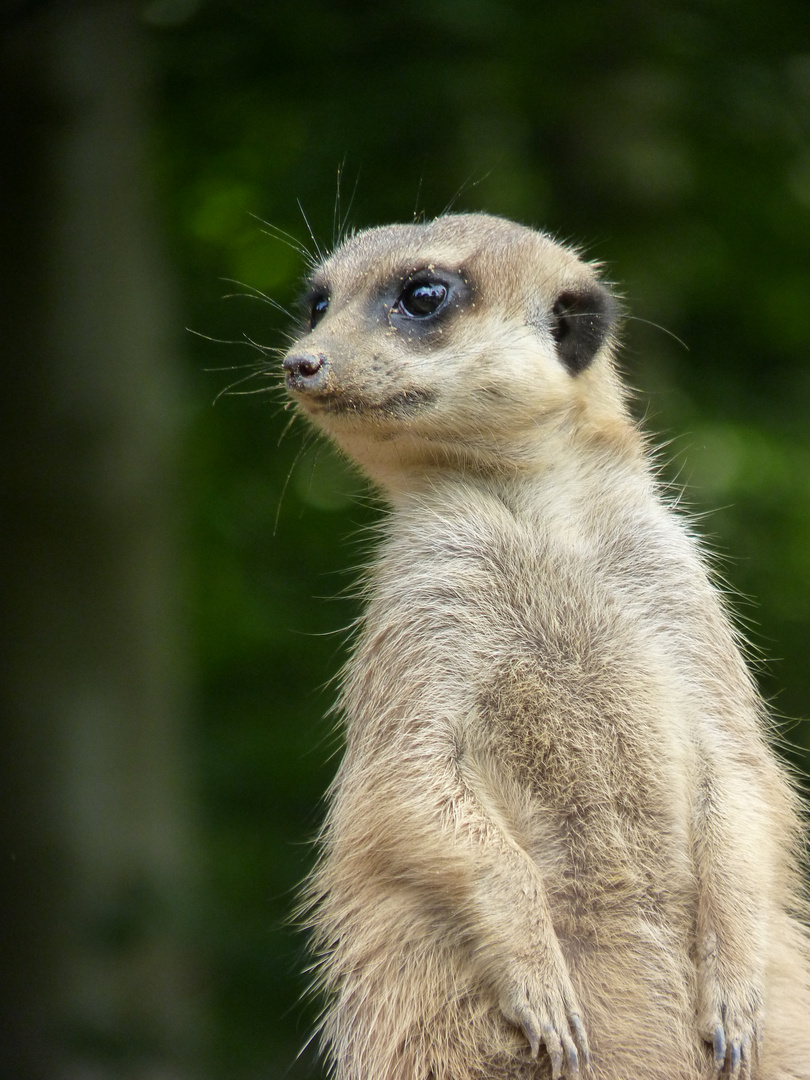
[281,213,810,1080]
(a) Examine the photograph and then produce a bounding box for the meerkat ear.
[550,284,617,375]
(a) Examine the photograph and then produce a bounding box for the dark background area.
[2,1,809,1077]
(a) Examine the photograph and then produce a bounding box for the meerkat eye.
[310,293,329,329]
[393,280,449,319]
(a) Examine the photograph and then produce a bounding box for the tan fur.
[282,214,810,1080]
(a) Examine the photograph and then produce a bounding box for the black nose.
[283,352,328,388]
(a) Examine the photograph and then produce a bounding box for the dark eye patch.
[393,280,449,319]
[386,269,472,337]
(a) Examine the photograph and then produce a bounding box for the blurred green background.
[2,1,809,1077]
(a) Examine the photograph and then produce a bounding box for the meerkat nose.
[283,352,328,388]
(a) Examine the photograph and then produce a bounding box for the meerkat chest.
[346,507,695,921]
[350,495,690,779]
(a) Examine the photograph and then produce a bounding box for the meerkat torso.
[282,214,810,1080]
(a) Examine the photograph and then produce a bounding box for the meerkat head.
[283,214,632,491]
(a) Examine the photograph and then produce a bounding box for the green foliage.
[152,1,810,1073]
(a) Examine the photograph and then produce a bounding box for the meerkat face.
[283,214,622,484]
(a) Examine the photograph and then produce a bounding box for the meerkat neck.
[377,410,649,513]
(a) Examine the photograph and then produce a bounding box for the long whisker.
[249,213,313,263]
[297,199,325,263]
[338,166,361,245]
[219,277,293,319]
[621,314,689,351]
[212,367,280,404]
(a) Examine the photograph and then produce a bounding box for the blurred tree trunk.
[0,3,203,1077]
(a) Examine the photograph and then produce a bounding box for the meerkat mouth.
[299,387,437,418]
[284,351,436,419]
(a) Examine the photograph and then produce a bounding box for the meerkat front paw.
[498,960,589,1078]
[697,975,764,1080]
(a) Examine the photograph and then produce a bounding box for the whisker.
[297,198,325,263]
[622,313,689,351]
[219,277,293,319]
[273,426,317,536]
[212,367,278,404]
[441,165,496,217]
[333,158,346,249]
[250,213,313,263]
[338,166,361,245]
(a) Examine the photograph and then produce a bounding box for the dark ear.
[550,284,617,375]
